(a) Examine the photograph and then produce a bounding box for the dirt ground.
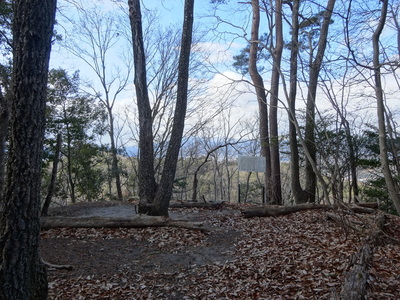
[40,201,400,299]
[41,201,242,298]
[41,201,241,274]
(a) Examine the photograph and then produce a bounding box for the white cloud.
[194,41,243,65]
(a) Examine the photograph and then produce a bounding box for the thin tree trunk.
[42,133,62,216]
[108,111,123,200]
[288,0,308,204]
[191,142,234,202]
[372,0,400,214]
[244,171,252,203]
[66,131,76,204]
[269,0,283,205]
[249,0,272,203]
[0,0,56,298]
[304,0,336,203]
[344,118,359,202]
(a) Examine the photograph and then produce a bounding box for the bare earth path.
[41,201,400,299]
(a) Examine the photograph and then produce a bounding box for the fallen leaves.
[41,205,400,299]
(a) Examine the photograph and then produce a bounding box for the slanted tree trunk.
[152,0,195,216]
[249,0,272,203]
[304,0,336,203]
[191,142,235,202]
[0,0,57,298]
[42,133,62,216]
[372,0,400,215]
[372,0,400,214]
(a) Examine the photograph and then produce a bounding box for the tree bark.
[249,0,272,203]
[0,85,8,201]
[151,0,195,216]
[372,0,400,215]
[339,213,385,299]
[304,0,336,203]
[128,0,157,208]
[339,243,372,299]
[0,0,57,298]
[0,64,11,201]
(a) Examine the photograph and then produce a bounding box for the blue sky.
[48,0,400,150]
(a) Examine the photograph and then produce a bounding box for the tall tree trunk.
[129,0,157,211]
[304,0,336,203]
[249,0,272,203]
[373,0,400,214]
[42,133,62,216]
[152,0,195,216]
[288,0,308,204]
[269,0,283,205]
[0,0,56,298]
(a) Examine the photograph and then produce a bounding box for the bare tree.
[372,0,400,214]
[129,0,195,216]
[61,3,132,200]
[0,0,56,298]
[303,0,336,203]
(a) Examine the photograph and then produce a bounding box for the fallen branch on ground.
[41,215,208,232]
[337,213,386,299]
[241,202,379,218]
[241,203,330,218]
[170,202,225,209]
[41,258,73,270]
